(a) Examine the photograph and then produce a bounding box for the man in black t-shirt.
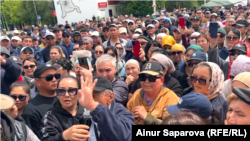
[22,64,60,139]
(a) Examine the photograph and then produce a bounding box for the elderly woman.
[170,44,185,69]
[223,55,250,97]
[190,62,228,120]
[232,72,250,90]
[225,87,250,125]
[189,32,200,45]
[156,33,167,45]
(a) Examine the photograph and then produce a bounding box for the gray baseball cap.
[0,47,10,58]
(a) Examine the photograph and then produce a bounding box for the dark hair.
[57,75,81,89]
[22,36,33,42]
[95,44,105,51]
[54,58,73,73]
[39,32,45,38]
[192,62,212,79]
[151,48,168,58]
[228,28,241,38]
[10,81,31,94]
[144,40,162,60]
[206,109,224,125]
[23,57,38,66]
[162,111,207,125]
[80,28,89,33]
[104,46,118,60]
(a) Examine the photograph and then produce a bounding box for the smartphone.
[179,17,185,29]
[138,25,142,28]
[132,40,140,58]
[209,22,218,38]
[78,57,90,69]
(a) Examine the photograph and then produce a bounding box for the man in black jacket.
[0,47,21,95]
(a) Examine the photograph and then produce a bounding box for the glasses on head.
[23,65,36,69]
[46,37,54,40]
[226,36,238,41]
[57,88,78,96]
[9,94,29,101]
[22,50,33,54]
[95,51,103,55]
[190,75,211,85]
[229,50,246,56]
[139,73,161,82]
[188,61,201,67]
[218,34,225,38]
[38,73,61,81]
[108,53,115,57]
[139,42,147,45]
[171,51,183,56]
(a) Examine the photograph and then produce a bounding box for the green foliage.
[165,1,199,11]
[1,0,22,25]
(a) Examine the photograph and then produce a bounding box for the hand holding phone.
[209,22,218,38]
[179,17,185,29]
[132,40,140,58]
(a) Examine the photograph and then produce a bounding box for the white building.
[54,0,123,24]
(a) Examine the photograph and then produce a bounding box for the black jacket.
[41,100,91,141]
[164,75,183,97]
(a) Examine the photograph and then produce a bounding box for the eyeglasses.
[229,50,246,56]
[108,53,115,57]
[57,88,78,96]
[128,23,133,25]
[46,37,54,40]
[9,94,29,101]
[190,75,211,85]
[139,73,161,82]
[23,65,36,69]
[139,42,147,45]
[22,50,33,54]
[95,51,103,55]
[191,36,197,40]
[226,36,238,40]
[39,73,61,81]
[218,34,225,38]
[171,51,183,55]
[116,47,123,51]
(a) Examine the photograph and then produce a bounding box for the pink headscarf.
[125,59,140,71]
[151,54,175,74]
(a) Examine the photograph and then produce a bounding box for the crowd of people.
[1,4,250,141]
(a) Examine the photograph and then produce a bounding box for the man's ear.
[35,78,40,87]
[160,76,164,84]
[109,92,115,102]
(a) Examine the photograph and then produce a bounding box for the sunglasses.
[218,34,225,38]
[190,75,211,85]
[128,23,133,25]
[108,53,115,57]
[139,73,161,82]
[229,50,246,56]
[226,36,238,40]
[139,42,147,45]
[188,61,201,67]
[171,51,183,55]
[10,94,29,101]
[39,73,61,81]
[41,37,46,40]
[116,47,123,51]
[95,51,103,55]
[22,50,33,54]
[46,37,54,40]
[23,65,36,69]
[57,88,78,96]
[191,36,197,40]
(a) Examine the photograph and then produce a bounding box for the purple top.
[143,94,154,106]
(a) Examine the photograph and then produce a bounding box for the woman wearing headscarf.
[222,55,250,97]
[162,35,176,55]
[190,62,228,120]
[170,44,185,70]
[208,40,250,80]
[156,33,167,45]
[115,43,126,60]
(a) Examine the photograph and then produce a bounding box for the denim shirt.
[60,42,75,56]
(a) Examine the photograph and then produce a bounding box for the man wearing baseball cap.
[72,31,82,44]
[61,30,75,56]
[0,36,11,51]
[119,27,128,40]
[41,32,69,63]
[53,27,63,45]
[146,24,156,40]
[187,51,207,68]
[190,17,201,32]
[20,46,34,61]
[1,94,40,141]
[10,36,22,52]
[232,20,249,42]
[127,62,179,125]
[1,47,21,95]
[91,31,101,46]
[23,63,60,138]
[102,24,127,48]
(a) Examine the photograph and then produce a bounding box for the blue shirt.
[143,93,154,106]
[60,42,75,56]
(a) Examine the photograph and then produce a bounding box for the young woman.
[144,40,162,61]
[196,34,210,54]
[46,46,66,65]
[23,57,38,78]
[190,62,228,120]
[41,76,91,141]
[93,44,104,65]
[5,82,31,122]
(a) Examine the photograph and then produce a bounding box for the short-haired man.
[0,47,21,95]
[32,37,44,57]
[102,24,127,48]
[146,24,156,40]
[95,54,128,106]
[101,26,109,43]
[127,62,179,125]
[10,36,22,56]
[91,31,101,46]
[0,36,11,51]
[80,28,89,38]
[53,27,63,45]
[224,17,235,34]
[196,9,208,26]
[232,20,249,42]
[23,64,60,138]
[60,30,75,56]
[190,17,201,32]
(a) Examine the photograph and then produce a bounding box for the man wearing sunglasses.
[61,30,75,56]
[23,64,60,138]
[232,20,249,42]
[187,51,207,69]
[127,62,179,125]
[101,26,109,43]
[20,47,34,61]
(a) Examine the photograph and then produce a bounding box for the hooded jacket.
[162,18,176,36]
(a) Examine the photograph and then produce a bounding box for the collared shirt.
[60,42,75,56]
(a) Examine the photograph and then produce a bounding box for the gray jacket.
[207,47,229,80]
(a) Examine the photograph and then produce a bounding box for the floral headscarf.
[205,62,224,100]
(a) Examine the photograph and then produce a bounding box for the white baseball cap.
[147,24,155,28]
[146,15,150,17]
[135,28,142,34]
[45,32,55,37]
[0,36,10,42]
[91,31,100,37]
[11,36,22,41]
[119,27,127,34]
[13,30,19,34]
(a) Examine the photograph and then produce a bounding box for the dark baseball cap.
[73,31,81,36]
[9,56,22,65]
[233,87,250,105]
[53,27,61,33]
[32,37,38,41]
[232,20,249,27]
[190,51,206,61]
[102,26,109,31]
[62,30,70,36]
[166,92,213,118]
[93,76,113,92]
[233,10,239,13]
[238,6,244,9]
[230,43,247,53]
[140,62,163,76]
[191,17,200,21]
[33,64,58,78]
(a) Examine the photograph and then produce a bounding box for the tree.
[165,1,199,12]
[1,0,22,25]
